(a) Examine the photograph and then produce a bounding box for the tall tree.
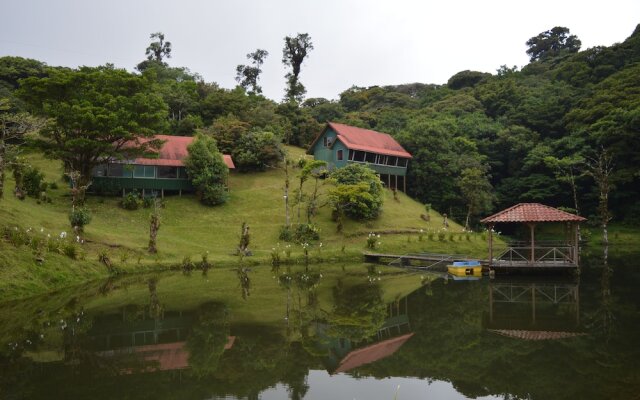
[526,26,581,62]
[145,32,172,63]
[282,33,313,102]
[18,66,168,202]
[458,166,494,230]
[235,49,269,94]
[586,148,614,244]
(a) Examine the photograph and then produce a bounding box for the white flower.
[59,232,67,239]
[40,228,44,233]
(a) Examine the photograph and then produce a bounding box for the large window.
[134,165,155,178]
[365,152,376,163]
[157,166,178,179]
[397,158,408,167]
[337,150,344,161]
[93,164,107,177]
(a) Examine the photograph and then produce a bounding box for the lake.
[0,247,638,399]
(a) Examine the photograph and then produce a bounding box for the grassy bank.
[0,146,495,301]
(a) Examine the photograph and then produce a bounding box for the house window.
[134,165,155,178]
[93,164,107,177]
[323,136,333,147]
[348,150,355,160]
[365,152,376,163]
[353,151,366,162]
[337,150,344,161]
[157,166,178,179]
[387,156,398,166]
[398,158,408,168]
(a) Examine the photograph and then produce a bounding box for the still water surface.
[0,248,638,399]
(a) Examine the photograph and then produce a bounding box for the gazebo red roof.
[308,122,412,159]
[129,135,235,169]
[481,203,586,224]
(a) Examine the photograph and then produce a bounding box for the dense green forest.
[1,25,639,228]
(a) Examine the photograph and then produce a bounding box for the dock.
[364,248,578,274]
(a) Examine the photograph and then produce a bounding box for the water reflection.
[0,253,639,399]
[484,278,583,340]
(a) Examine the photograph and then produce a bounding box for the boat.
[447,260,482,277]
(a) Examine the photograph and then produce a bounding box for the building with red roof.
[91,135,234,196]
[307,122,412,191]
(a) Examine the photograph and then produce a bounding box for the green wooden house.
[307,122,412,191]
[91,135,234,197]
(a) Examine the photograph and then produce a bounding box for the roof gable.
[308,122,412,159]
[481,203,586,223]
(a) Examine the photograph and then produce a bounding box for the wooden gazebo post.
[488,223,494,267]
[528,223,536,264]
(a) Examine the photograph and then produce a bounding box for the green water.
[0,249,638,399]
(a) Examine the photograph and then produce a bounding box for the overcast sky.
[1,0,639,101]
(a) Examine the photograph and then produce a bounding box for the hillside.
[0,146,494,300]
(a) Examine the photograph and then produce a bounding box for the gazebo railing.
[494,243,575,267]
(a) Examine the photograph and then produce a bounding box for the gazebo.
[481,203,586,271]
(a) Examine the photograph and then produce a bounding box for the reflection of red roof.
[98,336,236,372]
[481,203,586,224]
[334,333,414,374]
[131,135,235,169]
[488,330,586,340]
[308,122,412,158]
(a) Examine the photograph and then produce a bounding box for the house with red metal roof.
[307,122,412,191]
[91,135,234,196]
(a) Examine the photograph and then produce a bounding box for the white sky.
[1,0,638,101]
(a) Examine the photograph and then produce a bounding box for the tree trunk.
[465,206,471,231]
[0,140,5,199]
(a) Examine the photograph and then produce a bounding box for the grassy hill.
[0,146,494,300]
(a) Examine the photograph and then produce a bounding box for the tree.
[235,49,269,94]
[526,27,581,62]
[184,135,229,206]
[0,98,42,199]
[18,66,168,203]
[282,33,313,102]
[145,32,172,64]
[586,148,614,244]
[328,164,384,221]
[458,167,493,230]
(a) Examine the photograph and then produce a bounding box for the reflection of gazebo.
[483,279,585,340]
[481,203,586,271]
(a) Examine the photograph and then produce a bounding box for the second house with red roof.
[307,122,412,192]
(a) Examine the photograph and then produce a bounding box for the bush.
[184,135,229,206]
[61,242,78,260]
[69,208,92,230]
[142,196,155,208]
[23,167,45,197]
[438,231,446,241]
[278,223,320,244]
[278,225,294,242]
[201,185,228,206]
[120,191,141,210]
[328,164,384,220]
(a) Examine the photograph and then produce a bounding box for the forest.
[1,25,639,229]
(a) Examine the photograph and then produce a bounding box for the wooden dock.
[364,249,578,274]
[364,252,488,270]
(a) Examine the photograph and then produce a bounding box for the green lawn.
[0,146,496,301]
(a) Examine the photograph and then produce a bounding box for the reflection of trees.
[586,245,616,342]
[326,280,386,342]
[186,302,229,378]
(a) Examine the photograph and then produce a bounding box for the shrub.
[278,225,294,242]
[69,208,92,231]
[142,196,155,208]
[366,233,380,249]
[438,231,446,241]
[184,135,229,206]
[120,191,141,210]
[328,164,383,220]
[279,223,319,244]
[23,167,45,197]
